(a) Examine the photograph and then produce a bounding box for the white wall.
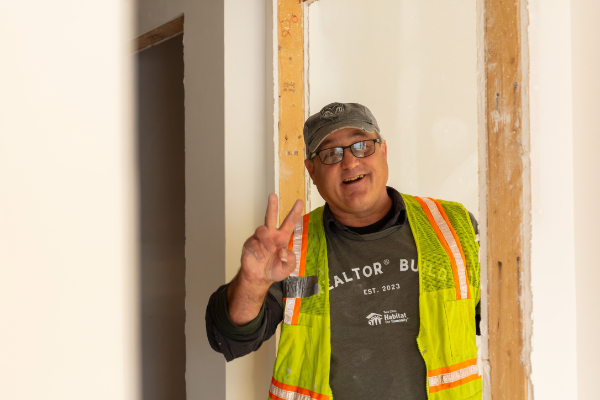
[528,0,579,398]
[224,0,277,399]
[307,0,479,217]
[571,1,600,399]
[137,0,276,399]
[0,1,138,399]
[528,2,600,398]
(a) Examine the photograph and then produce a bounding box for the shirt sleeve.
[205,282,284,362]
[467,211,481,336]
[468,211,479,236]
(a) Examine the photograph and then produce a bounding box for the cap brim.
[308,120,379,156]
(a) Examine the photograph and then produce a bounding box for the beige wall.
[0,1,138,399]
[224,0,278,399]
[527,0,600,398]
[571,1,600,398]
[307,0,479,217]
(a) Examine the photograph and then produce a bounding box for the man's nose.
[340,148,359,169]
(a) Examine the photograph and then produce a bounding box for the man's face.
[305,128,389,219]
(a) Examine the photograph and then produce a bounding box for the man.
[206,103,481,400]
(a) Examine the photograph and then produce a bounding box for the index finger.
[265,193,279,230]
[278,199,304,234]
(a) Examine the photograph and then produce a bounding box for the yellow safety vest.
[268,194,482,400]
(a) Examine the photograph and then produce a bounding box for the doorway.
[136,33,186,400]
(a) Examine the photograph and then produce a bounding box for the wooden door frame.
[481,0,532,399]
[134,15,184,52]
[276,0,532,399]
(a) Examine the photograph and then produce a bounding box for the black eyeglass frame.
[310,139,382,165]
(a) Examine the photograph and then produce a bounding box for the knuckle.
[241,249,252,263]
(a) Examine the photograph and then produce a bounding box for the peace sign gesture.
[241,193,304,284]
[227,194,304,326]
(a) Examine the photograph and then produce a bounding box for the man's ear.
[381,140,388,158]
[304,158,315,181]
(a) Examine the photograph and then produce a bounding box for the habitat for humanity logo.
[366,313,383,326]
[383,310,408,323]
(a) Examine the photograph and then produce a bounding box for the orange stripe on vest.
[270,377,330,400]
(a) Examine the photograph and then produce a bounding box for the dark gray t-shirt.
[326,217,425,399]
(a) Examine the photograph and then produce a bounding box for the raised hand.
[227,194,304,326]
[241,193,304,285]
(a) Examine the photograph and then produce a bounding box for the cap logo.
[320,103,345,118]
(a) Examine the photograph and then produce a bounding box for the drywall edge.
[520,1,534,399]
[475,0,491,396]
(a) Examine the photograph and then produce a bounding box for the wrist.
[227,271,270,327]
[237,267,272,292]
[228,271,271,306]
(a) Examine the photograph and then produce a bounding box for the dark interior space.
[136,34,186,400]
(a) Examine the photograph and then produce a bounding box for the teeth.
[344,175,364,183]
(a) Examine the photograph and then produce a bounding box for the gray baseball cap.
[303,102,380,158]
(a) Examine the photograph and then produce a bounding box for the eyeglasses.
[310,139,381,165]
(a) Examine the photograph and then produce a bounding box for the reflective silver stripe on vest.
[421,197,469,299]
[284,275,320,299]
[428,364,479,388]
[269,384,313,400]
[283,298,297,325]
[290,216,304,277]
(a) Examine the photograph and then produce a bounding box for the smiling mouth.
[343,174,365,184]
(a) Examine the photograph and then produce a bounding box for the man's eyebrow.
[319,130,370,149]
[319,137,335,148]
[351,130,370,139]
